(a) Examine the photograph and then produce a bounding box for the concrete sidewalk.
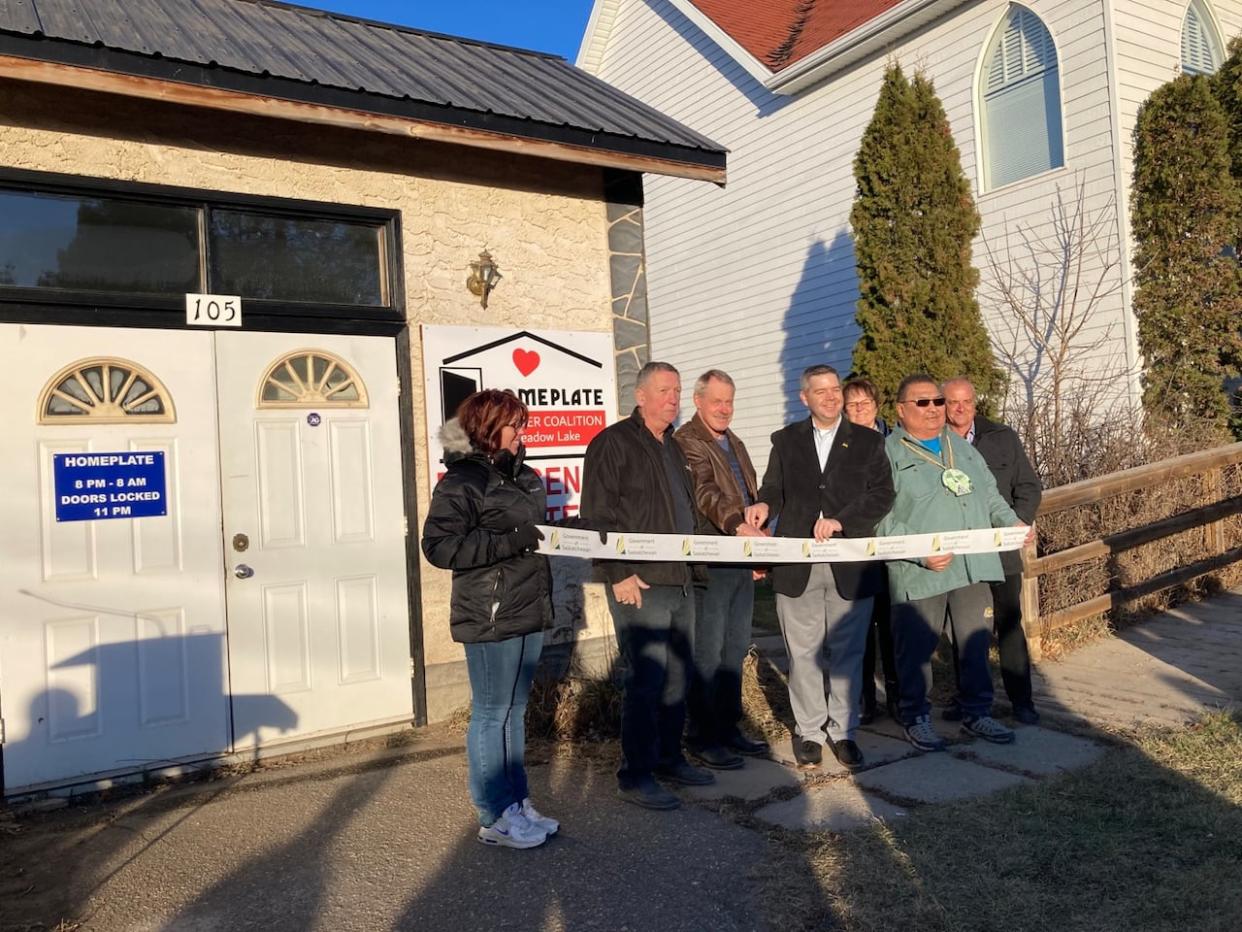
[9,588,1237,931]
[1,736,764,932]
[1,714,1110,932]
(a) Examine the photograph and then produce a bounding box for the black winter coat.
[421,421,551,643]
[580,408,709,587]
[970,415,1043,576]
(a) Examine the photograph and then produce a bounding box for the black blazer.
[971,415,1042,576]
[757,417,895,600]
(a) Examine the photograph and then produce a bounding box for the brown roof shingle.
[688,0,902,71]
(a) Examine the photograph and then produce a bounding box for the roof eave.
[576,0,620,73]
[663,0,775,85]
[0,35,727,183]
[764,0,974,96]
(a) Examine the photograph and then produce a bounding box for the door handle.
[234,564,255,580]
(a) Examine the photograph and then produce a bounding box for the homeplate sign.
[420,326,618,520]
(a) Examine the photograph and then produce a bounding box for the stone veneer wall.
[604,171,651,415]
[0,78,621,721]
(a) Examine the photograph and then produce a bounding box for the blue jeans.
[689,566,754,746]
[464,631,544,826]
[606,584,695,787]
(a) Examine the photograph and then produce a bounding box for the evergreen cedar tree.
[1213,37,1242,437]
[850,64,1003,423]
[1213,36,1242,221]
[1132,73,1242,439]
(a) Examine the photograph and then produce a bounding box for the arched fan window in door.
[38,357,176,424]
[257,349,369,408]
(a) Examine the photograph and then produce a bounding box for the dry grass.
[752,712,1242,932]
[526,669,623,742]
[740,649,795,741]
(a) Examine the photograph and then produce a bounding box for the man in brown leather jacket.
[675,370,771,769]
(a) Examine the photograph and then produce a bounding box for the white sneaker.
[521,797,560,835]
[476,802,547,849]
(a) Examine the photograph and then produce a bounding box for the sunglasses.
[903,397,946,408]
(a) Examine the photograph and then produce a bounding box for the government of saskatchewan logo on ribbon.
[866,539,877,556]
[931,535,942,552]
[615,535,627,555]
[743,540,753,558]
[994,530,1003,547]
[681,538,693,557]
[801,541,812,558]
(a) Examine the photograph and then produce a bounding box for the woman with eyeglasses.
[843,377,897,723]
[842,377,890,437]
[421,388,559,849]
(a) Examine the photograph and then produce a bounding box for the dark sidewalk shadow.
[167,766,397,929]
[1,628,297,929]
[389,750,765,931]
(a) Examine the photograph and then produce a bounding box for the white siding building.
[580,0,1241,470]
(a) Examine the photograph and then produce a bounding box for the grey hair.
[940,376,976,398]
[799,364,840,393]
[693,369,735,396]
[636,360,680,389]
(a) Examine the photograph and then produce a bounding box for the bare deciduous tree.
[980,172,1141,483]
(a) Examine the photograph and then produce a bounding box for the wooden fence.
[1020,441,1242,659]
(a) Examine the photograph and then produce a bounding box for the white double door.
[0,325,412,791]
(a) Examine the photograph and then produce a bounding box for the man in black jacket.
[744,365,895,769]
[581,361,714,810]
[944,377,1043,724]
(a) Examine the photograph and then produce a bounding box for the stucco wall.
[0,79,618,719]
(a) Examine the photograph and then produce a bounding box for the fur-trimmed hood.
[439,417,525,475]
[439,417,476,458]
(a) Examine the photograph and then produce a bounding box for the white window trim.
[976,163,1072,202]
[972,3,1069,195]
[1182,0,1226,76]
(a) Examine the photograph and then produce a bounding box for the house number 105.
[185,293,243,328]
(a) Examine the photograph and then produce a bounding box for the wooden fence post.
[1204,467,1226,556]
[1020,541,1042,662]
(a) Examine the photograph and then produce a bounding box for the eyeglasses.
[903,397,946,408]
[844,400,876,410]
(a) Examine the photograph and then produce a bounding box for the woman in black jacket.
[421,389,557,850]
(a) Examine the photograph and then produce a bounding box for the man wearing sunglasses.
[877,374,1034,752]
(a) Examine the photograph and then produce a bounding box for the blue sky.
[293,1,597,60]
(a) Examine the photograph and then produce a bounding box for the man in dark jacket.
[674,369,770,770]
[744,365,895,770]
[944,377,1043,724]
[580,361,714,810]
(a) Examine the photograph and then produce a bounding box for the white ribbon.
[536,525,1029,563]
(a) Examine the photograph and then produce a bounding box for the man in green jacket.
[878,374,1033,752]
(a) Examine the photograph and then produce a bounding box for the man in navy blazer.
[744,365,895,769]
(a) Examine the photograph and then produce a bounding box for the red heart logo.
[513,348,540,377]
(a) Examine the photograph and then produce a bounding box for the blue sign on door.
[53,452,168,522]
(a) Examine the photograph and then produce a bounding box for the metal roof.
[0,0,725,172]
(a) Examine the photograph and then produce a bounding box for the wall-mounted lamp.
[466,248,502,309]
